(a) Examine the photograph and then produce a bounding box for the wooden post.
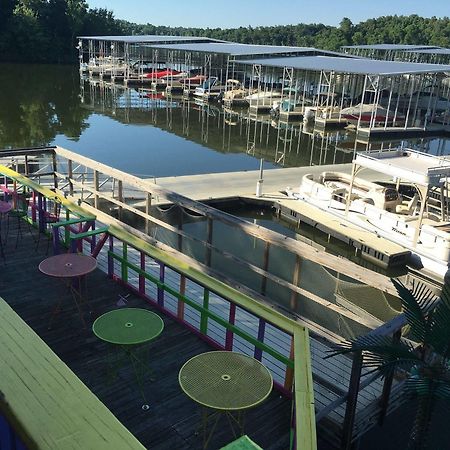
[341,351,363,450]
[225,303,236,350]
[284,337,295,391]
[413,186,429,247]
[261,242,270,295]
[157,263,165,307]
[67,159,73,196]
[24,155,29,176]
[52,152,58,190]
[254,319,266,360]
[205,217,213,266]
[200,289,210,334]
[139,252,145,295]
[378,329,402,425]
[117,180,123,221]
[177,275,186,321]
[93,170,99,209]
[290,255,302,309]
[145,192,152,235]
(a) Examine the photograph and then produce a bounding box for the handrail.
[0,164,94,220]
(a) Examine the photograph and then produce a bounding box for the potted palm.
[331,279,450,449]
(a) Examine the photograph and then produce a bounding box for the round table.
[39,253,97,328]
[93,308,164,407]
[179,351,273,447]
[39,253,97,278]
[93,308,164,345]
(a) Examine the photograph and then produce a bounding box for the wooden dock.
[0,222,292,450]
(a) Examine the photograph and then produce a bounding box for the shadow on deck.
[0,222,291,449]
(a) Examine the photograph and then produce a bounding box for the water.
[1,62,449,337]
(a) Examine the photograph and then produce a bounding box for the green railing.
[0,165,317,450]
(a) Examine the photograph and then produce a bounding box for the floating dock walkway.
[147,165,411,268]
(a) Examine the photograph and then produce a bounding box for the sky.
[87,0,449,28]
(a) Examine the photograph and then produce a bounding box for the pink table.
[39,253,97,328]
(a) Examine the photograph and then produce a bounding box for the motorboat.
[286,149,450,278]
[193,77,224,101]
[222,79,251,106]
[246,90,282,109]
[144,69,184,79]
[340,103,403,125]
[179,75,207,86]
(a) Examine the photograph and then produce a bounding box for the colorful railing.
[0,165,317,450]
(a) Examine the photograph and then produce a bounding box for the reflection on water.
[1,63,449,337]
[1,63,449,175]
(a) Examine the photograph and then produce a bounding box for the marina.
[2,26,450,450]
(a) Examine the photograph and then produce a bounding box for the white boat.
[222,79,251,106]
[246,90,282,108]
[340,103,403,125]
[287,149,450,278]
[193,77,224,100]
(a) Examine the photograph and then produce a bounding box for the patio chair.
[35,197,62,254]
[8,194,35,249]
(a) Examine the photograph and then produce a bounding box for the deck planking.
[0,222,291,450]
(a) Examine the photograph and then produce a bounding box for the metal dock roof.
[403,47,450,55]
[341,44,442,51]
[77,35,223,44]
[233,55,450,75]
[142,41,348,57]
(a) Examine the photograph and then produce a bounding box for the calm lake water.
[1,62,449,337]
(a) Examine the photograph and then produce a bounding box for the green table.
[93,308,164,408]
[179,351,273,448]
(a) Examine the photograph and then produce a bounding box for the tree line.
[0,1,449,63]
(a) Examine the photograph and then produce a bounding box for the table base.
[47,275,92,329]
[199,407,246,449]
[105,344,154,407]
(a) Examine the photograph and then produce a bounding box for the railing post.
[67,159,74,196]
[52,152,58,190]
[117,180,123,221]
[157,263,165,306]
[37,194,45,233]
[284,337,295,391]
[254,318,266,360]
[261,242,270,295]
[139,252,145,295]
[93,170,99,209]
[177,275,186,320]
[341,351,363,450]
[378,329,402,425]
[225,303,236,350]
[205,217,213,266]
[107,236,114,278]
[121,243,128,283]
[200,289,210,334]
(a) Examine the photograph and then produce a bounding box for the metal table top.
[39,253,97,278]
[0,201,12,214]
[93,308,164,345]
[179,351,273,411]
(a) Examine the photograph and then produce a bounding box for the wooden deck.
[0,221,291,450]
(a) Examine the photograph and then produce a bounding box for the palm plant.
[331,278,450,449]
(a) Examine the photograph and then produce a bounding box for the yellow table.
[179,351,273,448]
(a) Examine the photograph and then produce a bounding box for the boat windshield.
[384,188,399,201]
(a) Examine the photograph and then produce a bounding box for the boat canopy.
[354,149,450,187]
